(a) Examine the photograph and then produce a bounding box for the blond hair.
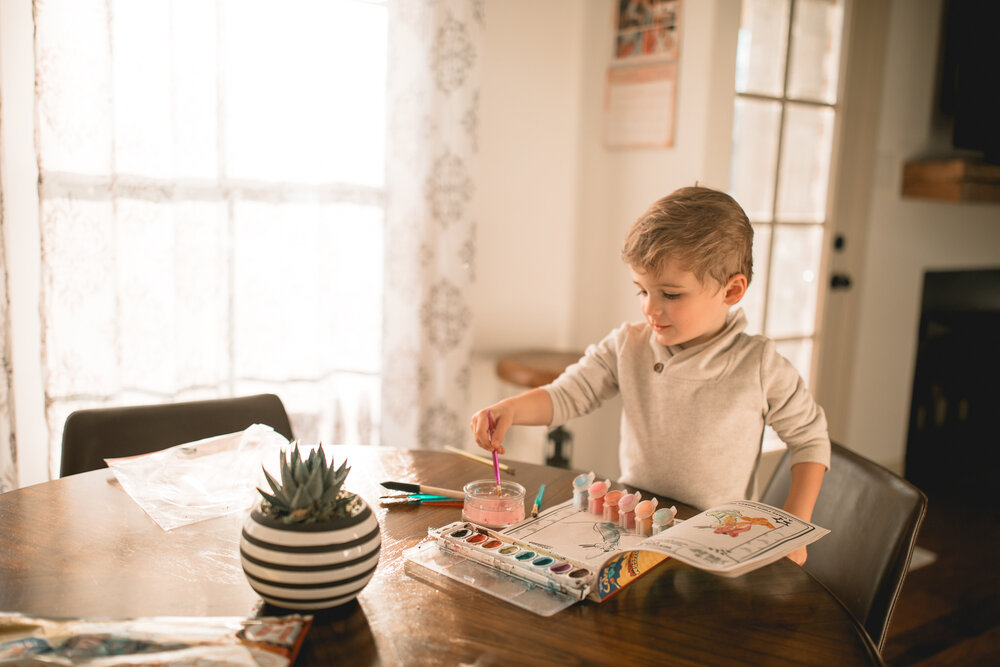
[621,186,753,287]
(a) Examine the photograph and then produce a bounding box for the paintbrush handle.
[381,481,465,499]
[487,411,502,488]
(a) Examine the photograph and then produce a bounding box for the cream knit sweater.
[544,309,831,510]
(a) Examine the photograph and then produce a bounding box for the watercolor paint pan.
[403,520,595,616]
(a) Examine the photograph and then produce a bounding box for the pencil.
[444,445,515,474]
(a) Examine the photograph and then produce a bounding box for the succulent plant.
[258,442,359,524]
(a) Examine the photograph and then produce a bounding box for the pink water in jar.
[462,480,526,528]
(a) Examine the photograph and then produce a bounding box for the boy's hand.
[470,406,509,455]
[786,546,807,566]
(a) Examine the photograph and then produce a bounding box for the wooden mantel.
[902,158,1000,204]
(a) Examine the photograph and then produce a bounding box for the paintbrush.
[531,484,546,518]
[379,496,464,508]
[487,410,502,495]
[379,493,454,501]
[380,481,465,500]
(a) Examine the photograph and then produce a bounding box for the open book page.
[500,500,647,569]
[502,499,829,579]
[635,500,829,577]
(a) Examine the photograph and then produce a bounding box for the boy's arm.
[782,461,826,565]
[470,388,553,455]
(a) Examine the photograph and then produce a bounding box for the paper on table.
[105,424,289,531]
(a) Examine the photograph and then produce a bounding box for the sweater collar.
[651,308,748,360]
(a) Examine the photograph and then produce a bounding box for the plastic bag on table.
[105,424,290,531]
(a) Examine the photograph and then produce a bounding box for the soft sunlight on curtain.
[34,0,386,476]
[0,214,14,492]
[381,1,483,450]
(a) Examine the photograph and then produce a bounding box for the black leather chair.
[761,441,927,653]
[60,394,294,477]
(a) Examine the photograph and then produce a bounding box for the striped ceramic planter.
[239,499,381,610]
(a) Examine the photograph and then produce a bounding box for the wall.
[842,0,1000,470]
[469,0,740,478]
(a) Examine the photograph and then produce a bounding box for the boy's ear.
[724,274,748,305]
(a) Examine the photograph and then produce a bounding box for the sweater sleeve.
[543,325,624,427]
[760,340,831,470]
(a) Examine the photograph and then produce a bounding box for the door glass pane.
[741,223,772,336]
[730,98,782,221]
[775,103,834,222]
[787,0,844,104]
[735,0,790,97]
[765,225,823,338]
[775,337,813,387]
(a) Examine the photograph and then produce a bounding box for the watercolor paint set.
[403,520,594,616]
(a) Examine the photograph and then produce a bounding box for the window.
[35,0,387,472]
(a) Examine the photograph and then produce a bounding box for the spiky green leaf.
[261,466,291,506]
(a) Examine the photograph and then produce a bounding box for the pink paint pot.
[602,490,623,522]
[587,480,610,515]
[462,480,526,528]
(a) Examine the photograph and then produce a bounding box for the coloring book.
[404,498,828,615]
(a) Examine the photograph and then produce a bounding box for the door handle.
[830,273,852,290]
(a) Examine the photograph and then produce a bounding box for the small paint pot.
[462,480,526,528]
[618,492,640,529]
[602,490,623,522]
[588,480,609,515]
[572,472,594,510]
[652,506,677,534]
[634,498,659,537]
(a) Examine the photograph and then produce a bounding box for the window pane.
[775,337,813,388]
[35,0,113,175]
[741,223,772,336]
[112,0,173,179]
[787,0,844,104]
[765,224,823,338]
[730,98,781,221]
[223,0,387,186]
[233,200,383,380]
[775,103,835,222]
[116,199,230,393]
[735,0,790,97]
[41,198,118,397]
[171,0,219,179]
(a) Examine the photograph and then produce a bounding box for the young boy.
[469,186,830,564]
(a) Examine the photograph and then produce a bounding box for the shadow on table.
[260,600,378,666]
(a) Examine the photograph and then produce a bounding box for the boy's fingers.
[491,422,509,455]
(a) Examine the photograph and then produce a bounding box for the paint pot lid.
[618,493,640,512]
[634,498,659,518]
[588,481,608,497]
[573,472,595,489]
[653,506,677,525]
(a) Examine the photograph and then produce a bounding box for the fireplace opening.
[905,269,1000,503]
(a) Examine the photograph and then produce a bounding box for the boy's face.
[630,260,746,349]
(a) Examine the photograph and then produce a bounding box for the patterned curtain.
[382,0,483,450]
[0,211,16,492]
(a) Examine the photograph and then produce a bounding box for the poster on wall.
[606,0,681,148]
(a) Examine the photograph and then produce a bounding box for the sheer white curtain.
[381,0,483,450]
[0,219,14,492]
[32,0,387,478]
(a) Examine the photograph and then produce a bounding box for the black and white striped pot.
[239,498,381,610]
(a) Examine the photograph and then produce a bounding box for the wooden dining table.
[0,445,883,665]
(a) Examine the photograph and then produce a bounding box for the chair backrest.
[761,442,927,653]
[60,394,294,478]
